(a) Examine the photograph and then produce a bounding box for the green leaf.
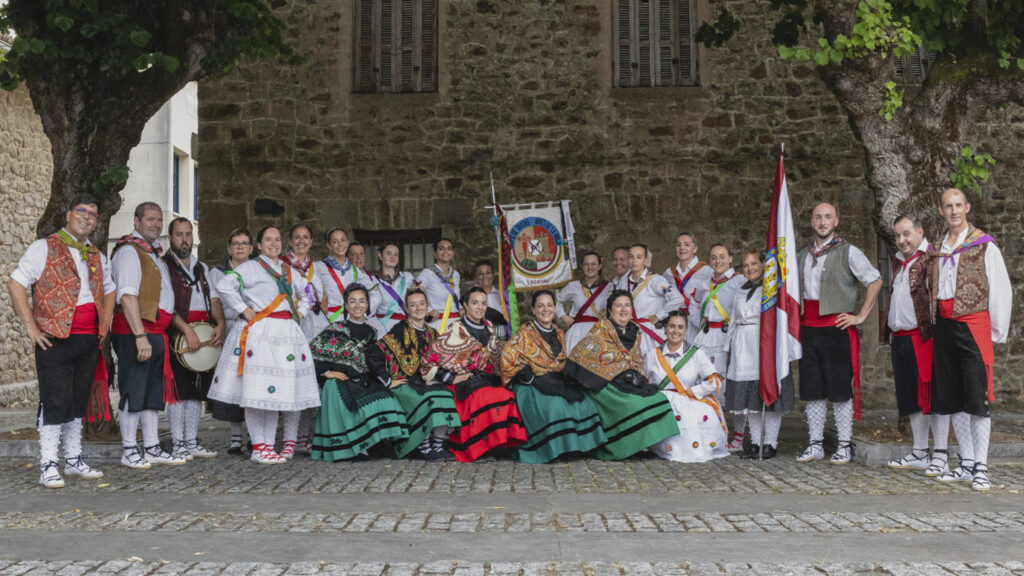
[80,23,100,39]
[11,37,29,54]
[29,38,46,54]
[53,15,74,32]
[129,29,152,48]
[813,51,830,66]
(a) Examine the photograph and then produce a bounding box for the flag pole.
[490,172,498,215]
[760,142,785,462]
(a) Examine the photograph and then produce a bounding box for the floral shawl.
[565,318,645,387]
[420,319,502,383]
[500,322,566,386]
[380,320,437,381]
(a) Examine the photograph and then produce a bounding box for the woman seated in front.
[643,310,729,463]
[379,287,461,461]
[309,284,410,461]
[500,290,607,463]
[420,286,527,462]
[564,289,678,461]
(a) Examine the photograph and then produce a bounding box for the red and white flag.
[759,149,802,406]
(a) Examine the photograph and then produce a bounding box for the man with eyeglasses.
[8,193,116,488]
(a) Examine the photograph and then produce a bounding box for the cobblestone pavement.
[2,417,1023,574]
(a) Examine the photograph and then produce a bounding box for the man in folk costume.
[692,243,746,452]
[8,194,115,488]
[110,202,186,468]
[796,202,882,465]
[315,229,382,331]
[613,244,685,354]
[885,214,950,476]
[163,217,227,460]
[663,233,712,346]
[930,188,1011,492]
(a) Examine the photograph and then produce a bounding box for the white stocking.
[833,400,854,443]
[244,409,265,447]
[970,415,991,467]
[732,413,747,436]
[264,410,280,449]
[61,419,84,460]
[747,413,763,445]
[140,410,160,448]
[951,411,974,466]
[764,413,783,448]
[931,413,950,451]
[167,402,185,443]
[184,400,201,443]
[120,407,141,448]
[909,412,930,450]
[805,400,827,443]
[281,410,300,445]
[37,410,61,464]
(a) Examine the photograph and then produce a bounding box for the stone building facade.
[0,85,52,401]
[192,0,1019,406]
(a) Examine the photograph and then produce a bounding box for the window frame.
[612,0,698,89]
[353,0,439,94]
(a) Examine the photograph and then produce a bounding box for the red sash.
[802,300,861,420]
[575,315,600,323]
[326,266,347,302]
[673,263,705,309]
[267,311,294,320]
[70,303,111,422]
[632,316,665,345]
[112,310,177,404]
[69,303,99,335]
[186,310,210,323]
[707,321,725,330]
[377,312,408,321]
[573,281,609,324]
[939,299,994,401]
[893,328,934,413]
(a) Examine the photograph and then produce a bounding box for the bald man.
[796,202,881,465]
[929,188,1011,492]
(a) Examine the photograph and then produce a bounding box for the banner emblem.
[509,216,564,278]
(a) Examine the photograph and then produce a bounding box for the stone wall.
[0,84,52,394]
[197,0,1024,406]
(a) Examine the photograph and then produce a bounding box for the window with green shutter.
[354,0,438,93]
[613,0,697,88]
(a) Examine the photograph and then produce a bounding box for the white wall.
[108,81,200,254]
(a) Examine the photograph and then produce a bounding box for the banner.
[503,202,574,291]
[759,149,803,407]
[492,204,520,334]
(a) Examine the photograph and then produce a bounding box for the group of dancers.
[9,189,1010,492]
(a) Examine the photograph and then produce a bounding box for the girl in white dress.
[557,251,612,354]
[371,242,417,336]
[643,311,729,463]
[417,238,461,333]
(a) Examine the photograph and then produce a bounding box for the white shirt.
[802,240,881,300]
[887,239,929,332]
[314,258,380,312]
[555,279,611,319]
[643,342,718,399]
[10,229,115,304]
[216,255,311,318]
[166,253,220,313]
[371,271,416,318]
[663,257,713,311]
[111,231,174,313]
[697,269,743,325]
[614,268,685,322]
[725,283,762,381]
[417,265,461,315]
[936,228,1013,343]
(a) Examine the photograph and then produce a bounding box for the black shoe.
[742,444,760,459]
[760,445,778,460]
[227,445,242,455]
[419,448,447,462]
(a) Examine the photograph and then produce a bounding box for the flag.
[759,149,802,406]
[503,202,574,291]
[492,204,520,335]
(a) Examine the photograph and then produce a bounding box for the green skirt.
[390,384,461,458]
[585,385,678,461]
[513,384,607,464]
[311,379,410,462]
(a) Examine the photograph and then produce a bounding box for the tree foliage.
[0,0,299,239]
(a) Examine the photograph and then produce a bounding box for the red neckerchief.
[808,236,845,266]
[115,234,162,255]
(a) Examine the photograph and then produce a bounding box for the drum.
[174,321,222,372]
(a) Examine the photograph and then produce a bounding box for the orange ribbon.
[237,292,287,376]
[655,348,727,433]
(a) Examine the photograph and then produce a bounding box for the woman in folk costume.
[724,250,795,460]
[207,228,254,455]
[417,238,461,333]
[281,224,329,342]
[692,243,747,452]
[564,290,678,461]
[372,243,417,336]
[471,260,510,340]
[612,244,686,355]
[309,284,410,461]
[380,287,460,460]
[420,286,528,462]
[557,251,613,354]
[643,311,729,463]
[208,226,320,465]
[502,290,607,463]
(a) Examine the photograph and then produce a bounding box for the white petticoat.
[649,389,729,463]
[208,317,321,412]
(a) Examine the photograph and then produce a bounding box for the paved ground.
[1,410,1023,575]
